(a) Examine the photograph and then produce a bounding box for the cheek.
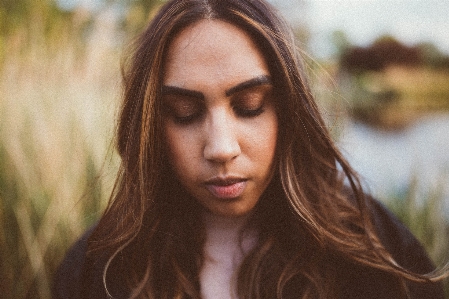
[260,127,278,170]
[243,113,278,165]
[164,125,201,180]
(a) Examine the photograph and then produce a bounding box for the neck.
[202,210,259,265]
[203,212,250,240]
[200,211,258,299]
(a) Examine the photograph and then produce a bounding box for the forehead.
[163,19,269,90]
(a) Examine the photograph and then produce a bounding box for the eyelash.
[169,102,266,125]
[173,112,202,125]
[235,105,265,118]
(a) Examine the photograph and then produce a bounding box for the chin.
[208,203,256,218]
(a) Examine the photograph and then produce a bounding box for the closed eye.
[232,84,272,118]
[163,94,204,125]
[172,111,203,125]
[235,105,265,117]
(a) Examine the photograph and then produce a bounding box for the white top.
[199,212,258,299]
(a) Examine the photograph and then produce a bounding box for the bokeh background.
[1,0,448,298]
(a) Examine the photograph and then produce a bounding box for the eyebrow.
[162,75,272,99]
[225,75,272,97]
[161,86,204,100]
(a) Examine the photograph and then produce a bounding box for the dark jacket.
[53,199,445,299]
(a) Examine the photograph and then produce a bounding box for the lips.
[204,177,247,199]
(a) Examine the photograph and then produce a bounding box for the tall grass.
[385,174,449,296]
[0,9,120,298]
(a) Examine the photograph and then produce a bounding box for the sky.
[273,0,449,58]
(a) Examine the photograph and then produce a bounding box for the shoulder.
[52,228,93,299]
[53,226,112,299]
[368,198,435,274]
[53,226,131,299]
[351,197,444,298]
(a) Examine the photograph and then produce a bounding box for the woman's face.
[163,20,278,218]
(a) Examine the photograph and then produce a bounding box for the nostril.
[204,145,240,163]
[203,135,241,163]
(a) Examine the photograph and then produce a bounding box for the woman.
[54,0,447,298]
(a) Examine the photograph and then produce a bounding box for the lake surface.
[338,113,449,213]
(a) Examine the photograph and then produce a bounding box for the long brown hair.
[87,0,447,298]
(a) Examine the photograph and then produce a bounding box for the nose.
[203,110,241,163]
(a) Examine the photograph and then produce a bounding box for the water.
[338,114,449,212]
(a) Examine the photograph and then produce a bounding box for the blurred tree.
[331,30,351,58]
[271,0,310,51]
[416,42,449,70]
[0,0,162,46]
[116,0,163,35]
[0,0,72,37]
[340,36,422,73]
[0,0,82,65]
